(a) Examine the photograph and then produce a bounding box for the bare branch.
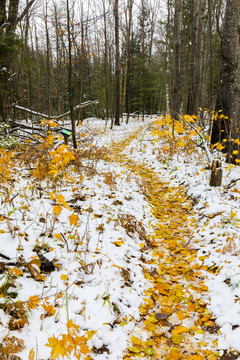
[182,118,212,163]
[12,101,99,120]
[17,0,38,23]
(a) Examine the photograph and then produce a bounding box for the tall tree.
[0,0,37,121]
[66,0,77,148]
[122,0,134,123]
[187,0,206,115]
[114,0,121,126]
[211,0,240,162]
[171,0,182,119]
[43,0,52,116]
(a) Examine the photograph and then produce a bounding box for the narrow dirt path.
[106,125,221,360]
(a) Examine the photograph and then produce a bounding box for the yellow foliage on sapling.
[0,149,13,183]
[151,114,203,156]
[26,133,76,182]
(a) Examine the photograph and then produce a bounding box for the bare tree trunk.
[102,0,108,119]
[165,0,171,112]
[44,0,52,116]
[171,0,182,119]
[78,2,86,123]
[0,0,36,120]
[187,0,206,115]
[200,0,212,113]
[53,1,62,115]
[0,0,7,27]
[114,0,120,126]
[24,0,33,112]
[211,0,240,163]
[149,0,159,59]
[122,0,133,119]
[109,45,114,128]
[193,0,205,111]
[6,0,20,34]
[66,0,77,148]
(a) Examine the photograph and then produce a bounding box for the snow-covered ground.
[120,116,240,355]
[0,116,240,359]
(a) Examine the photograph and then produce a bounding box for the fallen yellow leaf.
[69,213,79,226]
[171,334,182,344]
[131,336,142,346]
[172,325,189,334]
[111,240,124,247]
[28,348,35,360]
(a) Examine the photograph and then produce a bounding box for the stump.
[209,160,222,186]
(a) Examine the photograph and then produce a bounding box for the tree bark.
[187,0,206,115]
[211,0,240,159]
[6,0,20,34]
[0,0,7,27]
[114,0,121,126]
[102,0,108,119]
[44,0,52,116]
[0,0,37,121]
[67,0,77,148]
[122,0,133,120]
[171,0,182,119]
[17,0,36,23]
[209,160,223,186]
[200,0,212,113]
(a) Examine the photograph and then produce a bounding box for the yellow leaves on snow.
[28,348,35,360]
[42,302,56,317]
[46,335,66,359]
[27,295,41,309]
[131,336,142,346]
[46,320,90,360]
[172,325,189,334]
[166,348,182,360]
[128,337,155,356]
[111,240,124,247]
[119,153,219,359]
[171,333,182,344]
[8,268,24,276]
[61,274,68,281]
[27,258,46,281]
[69,213,79,226]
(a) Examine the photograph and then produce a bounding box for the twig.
[0,253,11,260]
[60,232,69,252]
[182,118,212,163]
[12,128,44,139]
[225,178,240,190]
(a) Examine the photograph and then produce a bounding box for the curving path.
[106,124,221,360]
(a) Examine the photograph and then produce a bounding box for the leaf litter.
[0,116,240,359]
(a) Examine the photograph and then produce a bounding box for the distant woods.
[0,0,239,131]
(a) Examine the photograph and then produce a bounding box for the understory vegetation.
[0,114,240,359]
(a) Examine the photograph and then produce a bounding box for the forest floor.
[0,116,240,360]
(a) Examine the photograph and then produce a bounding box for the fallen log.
[12,100,99,120]
[10,121,44,132]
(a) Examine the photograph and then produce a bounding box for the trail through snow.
[0,117,240,359]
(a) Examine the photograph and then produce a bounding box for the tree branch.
[17,0,38,23]
[182,118,212,163]
[12,100,99,120]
